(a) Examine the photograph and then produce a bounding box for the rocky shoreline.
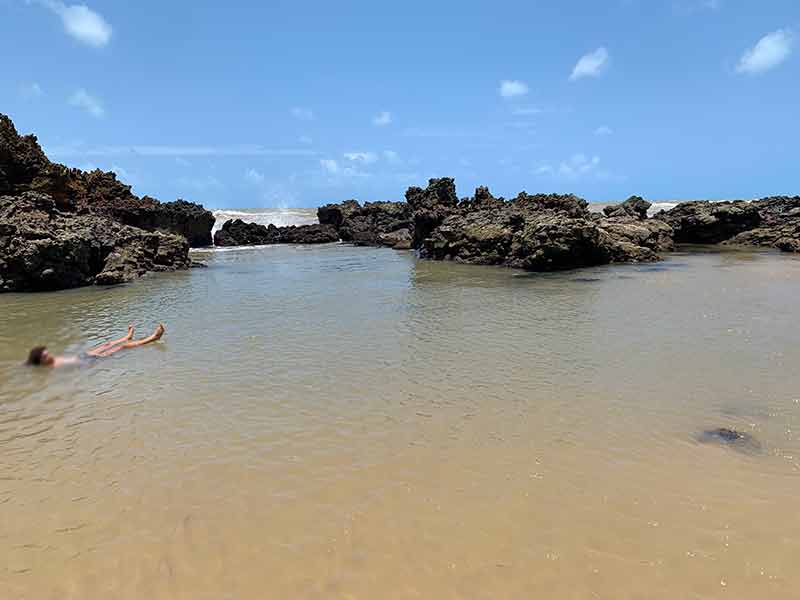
[0,114,214,292]
[2,114,799,293]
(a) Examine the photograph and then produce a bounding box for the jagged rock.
[213,219,338,246]
[406,177,460,248]
[377,228,412,249]
[317,199,361,229]
[411,181,669,271]
[724,196,800,252]
[0,114,214,247]
[603,195,651,220]
[316,199,410,246]
[0,192,191,292]
[656,200,761,244]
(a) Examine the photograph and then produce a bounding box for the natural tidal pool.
[2,243,800,599]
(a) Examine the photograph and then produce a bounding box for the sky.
[1,0,798,208]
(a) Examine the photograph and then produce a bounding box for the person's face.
[40,350,55,366]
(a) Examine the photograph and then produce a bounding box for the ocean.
[1,206,799,599]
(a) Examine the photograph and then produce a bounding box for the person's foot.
[153,323,165,340]
[126,324,135,340]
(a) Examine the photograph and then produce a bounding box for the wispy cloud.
[176,175,223,192]
[570,47,609,81]
[68,88,104,118]
[373,111,392,126]
[46,143,317,158]
[512,106,542,116]
[536,154,608,180]
[290,107,314,120]
[35,1,112,47]
[499,80,529,98]
[343,152,378,164]
[320,159,339,174]
[595,125,613,136]
[737,29,793,74]
[18,82,44,99]
[245,168,265,185]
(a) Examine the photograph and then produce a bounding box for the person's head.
[26,346,54,367]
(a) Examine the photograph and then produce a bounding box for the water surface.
[2,243,799,599]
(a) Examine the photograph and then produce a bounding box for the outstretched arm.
[96,324,165,357]
[88,325,135,356]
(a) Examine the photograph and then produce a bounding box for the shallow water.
[2,243,800,599]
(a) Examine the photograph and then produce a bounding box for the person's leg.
[87,325,135,356]
[96,324,165,357]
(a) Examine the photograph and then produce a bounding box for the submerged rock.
[697,428,762,454]
[213,219,338,246]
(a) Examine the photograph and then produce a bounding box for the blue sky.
[1,0,798,208]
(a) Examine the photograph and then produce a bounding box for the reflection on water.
[2,244,800,599]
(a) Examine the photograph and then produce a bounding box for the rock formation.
[408,179,673,271]
[0,113,214,247]
[318,199,410,247]
[213,219,338,246]
[0,192,191,292]
[1,113,213,292]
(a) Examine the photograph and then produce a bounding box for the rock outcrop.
[0,114,214,247]
[0,113,213,291]
[656,200,761,244]
[317,199,410,247]
[656,196,800,252]
[0,192,191,292]
[213,219,338,247]
[409,179,673,271]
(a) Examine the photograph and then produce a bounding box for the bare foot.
[153,323,165,340]
[126,324,135,340]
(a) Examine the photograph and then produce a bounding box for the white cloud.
[373,111,392,126]
[46,143,316,158]
[290,107,314,120]
[320,159,339,174]
[570,47,610,81]
[536,154,603,179]
[68,88,104,118]
[344,152,378,164]
[737,29,793,74]
[36,1,112,47]
[512,106,542,116]
[245,168,265,185]
[499,80,529,98]
[19,82,44,99]
[595,125,613,136]
[176,175,223,192]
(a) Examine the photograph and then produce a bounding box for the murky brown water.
[2,244,800,599]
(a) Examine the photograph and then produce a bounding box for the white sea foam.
[210,208,318,235]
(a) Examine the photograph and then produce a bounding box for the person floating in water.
[26,324,165,368]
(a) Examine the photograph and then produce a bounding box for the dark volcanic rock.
[725,196,800,252]
[317,199,360,229]
[213,219,338,247]
[697,428,762,454]
[0,114,214,247]
[603,195,651,220]
[317,199,410,246]
[406,177,460,248]
[377,228,412,249]
[412,181,671,271]
[657,200,761,244]
[0,192,191,291]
